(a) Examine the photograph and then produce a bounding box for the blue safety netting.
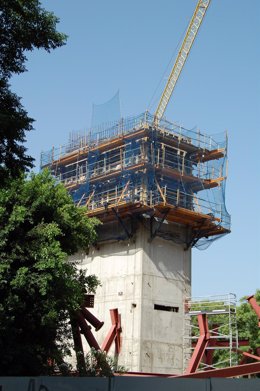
[41,112,230,249]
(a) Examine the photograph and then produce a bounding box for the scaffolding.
[40,111,230,248]
[183,293,238,372]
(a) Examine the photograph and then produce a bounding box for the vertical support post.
[120,147,123,168]
[198,129,200,148]
[177,188,180,206]
[101,309,122,354]
[185,314,210,374]
[144,110,148,124]
[182,152,185,175]
[164,185,167,203]
[247,295,260,327]
[52,146,54,163]
[162,144,165,168]
[149,190,153,206]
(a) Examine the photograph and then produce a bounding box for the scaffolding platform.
[41,112,230,248]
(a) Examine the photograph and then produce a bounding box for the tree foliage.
[84,349,127,377]
[0,0,66,78]
[0,0,67,181]
[0,0,106,377]
[0,79,34,180]
[0,171,100,376]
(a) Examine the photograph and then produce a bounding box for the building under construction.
[40,0,232,375]
[41,112,230,248]
[41,111,230,373]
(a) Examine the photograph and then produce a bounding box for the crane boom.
[154,0,211,122]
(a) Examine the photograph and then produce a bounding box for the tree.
[0,170,100,376]
[0,0,67,181]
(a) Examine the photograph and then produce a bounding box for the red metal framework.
[71,295,122,371]
[101,309,122,354]
[70,293,260,378]
[119,361,260,378]
[185,313,210,374]
[175,362,260,378]
[182,293,260,378]
[185,312,258,374]
[247,295,260,328]
[183,293,239,370]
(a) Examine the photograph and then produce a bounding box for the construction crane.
[154,0,211,123]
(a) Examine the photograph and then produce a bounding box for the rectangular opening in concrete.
[154,304,179,312]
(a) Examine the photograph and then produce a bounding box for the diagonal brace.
[111,207,132,239]
[150,208,170,241]
[185,313,210,374]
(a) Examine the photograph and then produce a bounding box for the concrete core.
[73,222,191,374]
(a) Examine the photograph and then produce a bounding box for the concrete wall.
[140,227,191,373]
[72,223,191,374]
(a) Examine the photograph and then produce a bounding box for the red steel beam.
[194,339,249,367]
[115,312,122,354]
[101,325,117,353]
[185,313,210,374]
[118,362,260,379]
[76,311,100,350]
[81,307,104,331]
[242,351,260,361]
[174,362,260,378]
[247,295,260,327]
[101,309,122,354]
[115,371,177,377]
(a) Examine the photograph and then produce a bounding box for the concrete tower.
[41,112,230,373]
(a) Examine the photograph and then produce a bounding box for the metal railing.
[41,112,225,167]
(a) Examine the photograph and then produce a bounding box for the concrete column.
[74,223,191,374]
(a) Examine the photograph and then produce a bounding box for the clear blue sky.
[11,0,259,300]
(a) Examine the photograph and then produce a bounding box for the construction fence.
[0,377,259,391]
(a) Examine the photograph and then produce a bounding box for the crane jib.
[154,0,211,123]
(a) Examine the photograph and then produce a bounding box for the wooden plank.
[85,200,228,238]
[117,180,130,204]
[155,180,167,205]
[89,162,146,184]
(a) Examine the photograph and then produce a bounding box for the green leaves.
[0,0,67,181]
[0,79,34,181]
[0,0,71,370]
[0,1,100,375]
[84,348,127,377]
[0,172,100,375]
[0,0,67,78]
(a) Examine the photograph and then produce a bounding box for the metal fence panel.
[0,377,259,391]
